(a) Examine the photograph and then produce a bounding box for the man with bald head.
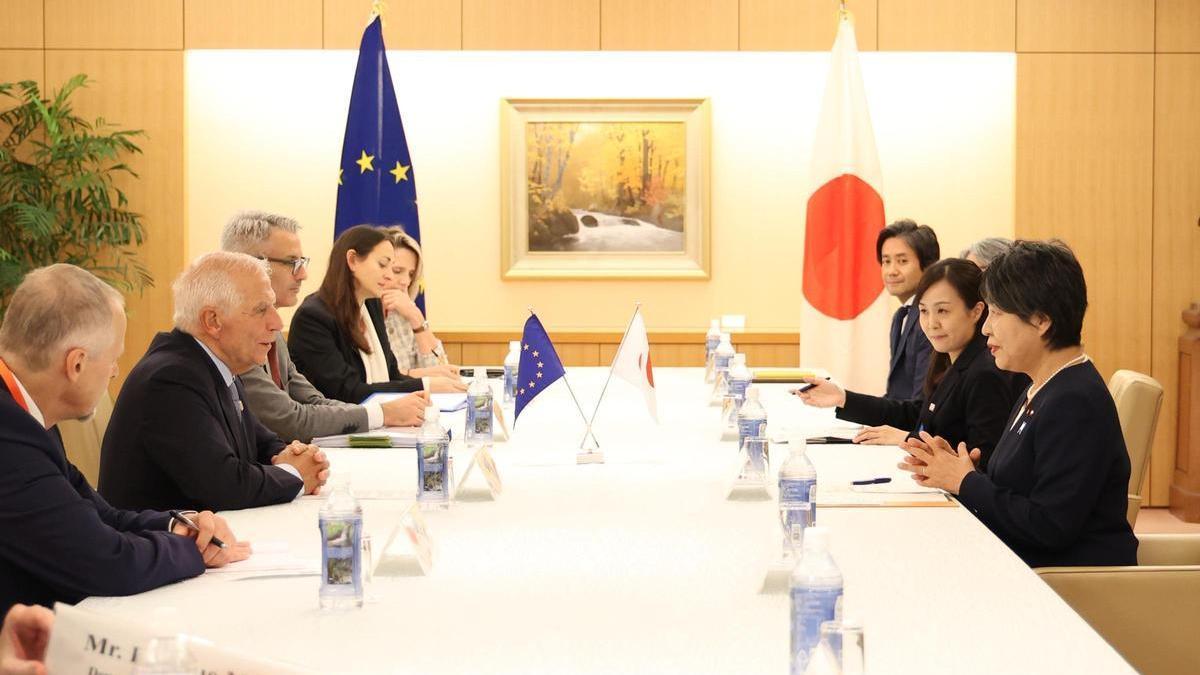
[99,252,329,512]
[0,264,247,614]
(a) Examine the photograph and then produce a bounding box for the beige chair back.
[1037,533,1200,675]
[55,390,114,486]
[1108,370,1163,526]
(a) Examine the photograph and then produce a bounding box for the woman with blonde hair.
[380,227,459,378]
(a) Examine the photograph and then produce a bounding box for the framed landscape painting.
[500,98,711,279]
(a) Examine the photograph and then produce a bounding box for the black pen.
[168,510,227,549]
[851,477,892,486]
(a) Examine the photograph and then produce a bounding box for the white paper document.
[204,541,320,578]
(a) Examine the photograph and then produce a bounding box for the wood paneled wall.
[439,332,799,369]
[2,0,1197,504]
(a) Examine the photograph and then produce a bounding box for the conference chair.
[1108,370,1164,527]
[56,390,114,486]
[1037,533,1200,675]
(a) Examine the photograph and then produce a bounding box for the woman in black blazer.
[289,226,463,404]
[900,241,1137,567]
[796,259,1025,468]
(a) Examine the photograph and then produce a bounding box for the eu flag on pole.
[335,15,425,310]
[514,314,567,422]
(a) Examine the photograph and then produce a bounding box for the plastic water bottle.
[728,353,752,406]
[737,386,768,451]
[132,635,196,674]
[780,438,818,557]
[712,333,734,397]
[790,526,843,675]
[319,476,363,610]
[417,406,451,508]
[503,340,520,404]
[704,319,721,383]
[465,367,494,444]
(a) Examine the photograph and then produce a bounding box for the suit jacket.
[885,302,933,401]
[957,361,1137,567]
[98,329,301,512]
[838,334,1027,468]
[240,332,369,443]
[288,294,422,404]
[0,386,204,614]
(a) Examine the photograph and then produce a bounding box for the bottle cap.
[709,319,720,330]
[746,386,760,400]
[509,340,521,350]
[787,434,808,454]
[803,525,830,553]
[425,406,439,421]
[473,367,486,380]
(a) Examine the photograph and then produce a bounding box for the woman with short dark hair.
[797,259,1025,467]
[900,240,1137,567]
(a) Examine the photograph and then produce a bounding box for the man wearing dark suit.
[0,264,247,614]
[877,219,940,400]
[99,252,330,512]
[219,211,427,443]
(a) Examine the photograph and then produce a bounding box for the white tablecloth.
[80,368,1134,674]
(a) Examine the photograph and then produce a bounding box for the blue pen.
[851,477,892,486]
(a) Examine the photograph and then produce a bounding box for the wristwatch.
[412,320,429,334]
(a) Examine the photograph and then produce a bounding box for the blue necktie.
[890,305,908,358]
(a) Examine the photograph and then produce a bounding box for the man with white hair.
[0,264,248,614]
[98,252,329,511]
[220,210,428,443]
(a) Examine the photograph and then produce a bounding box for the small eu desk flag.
[334,15,425,311]
[514,314,566,422]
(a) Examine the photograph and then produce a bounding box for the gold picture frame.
[500,98,711,280]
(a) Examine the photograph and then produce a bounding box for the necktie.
[266,340,283,389]
[228,381,244,415]
[890,304,908,358]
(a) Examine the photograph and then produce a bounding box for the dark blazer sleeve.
[252,413,288,465]
[957,389,1116,553]
[0,431,204,603]
[289,298,422,404]
[837,391,922,431]
[959,368,1017,467]
[139,364,303,511]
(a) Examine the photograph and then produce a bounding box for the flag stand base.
[576,449,605,465]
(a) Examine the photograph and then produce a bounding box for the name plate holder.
[456,443,503,501]
[376,502,434,577]
[46,603,313,674]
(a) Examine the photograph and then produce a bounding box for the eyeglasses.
[260,256,310,276]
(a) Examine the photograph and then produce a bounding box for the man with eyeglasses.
[220,211,427,443]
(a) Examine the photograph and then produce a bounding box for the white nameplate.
[457,443,503,500]
[46,603,312,674]
[491,400,511,441]
[376,502,434,576]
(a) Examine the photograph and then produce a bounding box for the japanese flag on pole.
[611,309,657,421]
[801,12,890,394]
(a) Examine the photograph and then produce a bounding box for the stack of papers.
[361,392,467,413]
[312,427,419,449]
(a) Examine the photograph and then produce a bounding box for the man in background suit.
[877,219,939,400]
[0,264,247,614]
[99,252,329,512]
[219,211,427,443]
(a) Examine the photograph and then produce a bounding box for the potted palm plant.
[0,74,150,316]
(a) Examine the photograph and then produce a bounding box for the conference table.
[81,369,1136,674]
